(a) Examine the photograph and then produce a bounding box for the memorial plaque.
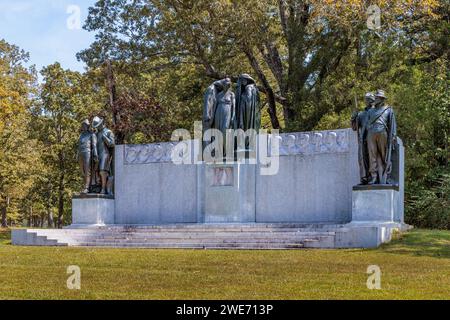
[212,167,234,187]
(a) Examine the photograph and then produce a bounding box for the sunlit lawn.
[0,228,449,300]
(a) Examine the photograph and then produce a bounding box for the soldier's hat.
[239,73,256,84]
[82,119,90,126]
[365,92,375,100]
[375,90,387,99]
[92,116,104,129]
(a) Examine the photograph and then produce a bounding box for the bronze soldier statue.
[92,117,115,195]
[236,74,261,132]
[203,79,223,153]
[203,78,235,158]
[366,90,397,185]
[236,74,260,152]
[78,120,98,194]
[214,78,236,157]
[203,80,223,132]
[351,92,374,185]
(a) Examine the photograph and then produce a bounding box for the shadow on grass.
[0,228,11,245]
[380,229,450,259]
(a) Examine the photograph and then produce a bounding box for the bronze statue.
[366,90,397,185]
[211,78,236,132]
[92,116,115,195]
[78,120,98,194]
[203,78,236,157]
[214,78,236,156]
[203,80,222,152]
[351,93,374,184]
[203,80,223,132]
[236,74,261,132]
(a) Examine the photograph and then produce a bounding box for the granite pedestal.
[70,194,115,227]
[352,185,401,223]
[203,162,256,223]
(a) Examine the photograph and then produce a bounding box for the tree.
[32,63,88,228]
[79,0,441,131]
[0,39,38,227]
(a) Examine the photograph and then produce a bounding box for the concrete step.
[61,231,334,238]
[72,242,310,249]
[68,223,347,231]
[84,236,331,244]
[14,225,339,249]
[34,230,340,237]
[33,230,336,237]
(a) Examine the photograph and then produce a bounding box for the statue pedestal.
[70,194,115,227]
[351,185,401,223]
[203,162,256,223]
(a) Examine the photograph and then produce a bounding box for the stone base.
[352,185,401,223]
[335,221,412,248]
[70,194,115,227]
[203,163,256,223]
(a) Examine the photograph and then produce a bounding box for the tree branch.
[243,46,281,129]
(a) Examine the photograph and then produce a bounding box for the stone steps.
[67,223,346,231]
[72,242,310,249]
[39,232,335,239]
[12,224,342,249]
[80,236,330,244]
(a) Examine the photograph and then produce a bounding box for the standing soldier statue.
[92,116,115,195]
[203,79,223,153]
[203,78,235,158]
[351,92,375,185]
[236,74,261,132]
[78,120,98,194]
[236,74,261,152]
[367,90,397,185]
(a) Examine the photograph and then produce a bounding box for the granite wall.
[114,129,362,224]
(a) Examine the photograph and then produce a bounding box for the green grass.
[0,228,449,300]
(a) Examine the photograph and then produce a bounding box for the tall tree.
[79,0,441,131]
[33,63,85,228]
[0,39,38,227]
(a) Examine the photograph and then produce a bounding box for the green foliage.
[388,61,450,229]
[0,39,40,227]
[28,63,104,227]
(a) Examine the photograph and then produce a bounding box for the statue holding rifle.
[366,90,397,185]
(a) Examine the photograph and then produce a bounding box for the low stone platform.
[11,222,411,249]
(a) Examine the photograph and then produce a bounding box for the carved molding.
[270,129,350,156]
[123,129,351,164]
[124,141,192,165]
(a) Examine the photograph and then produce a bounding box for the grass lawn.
[0,228,449,300]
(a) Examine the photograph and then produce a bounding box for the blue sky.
[0,0,96,73]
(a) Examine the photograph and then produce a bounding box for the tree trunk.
[27,207,31,227]
[57,172,64,229]
[47,207,54,228]
[243,48,281,129]
[1,206,7,228]
[1,196,10,228]
[106,60,125,144]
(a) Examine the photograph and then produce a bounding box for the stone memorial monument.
[12,85,409,249]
